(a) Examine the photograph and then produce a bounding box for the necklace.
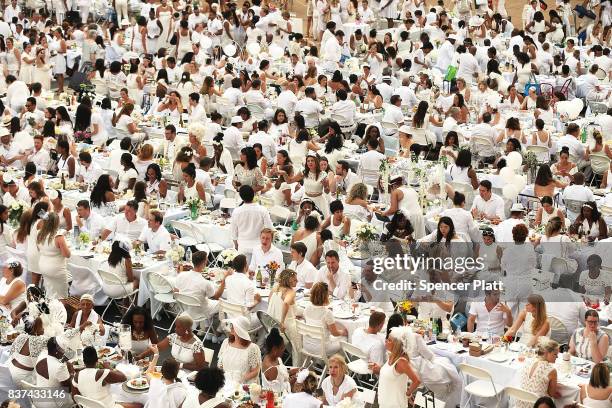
[133,331,147,341]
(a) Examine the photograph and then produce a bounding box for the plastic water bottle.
[73,225,80,246]
[185,247,192,264]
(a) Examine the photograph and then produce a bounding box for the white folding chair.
[504,386,539,407]
[380,134,399,157]
[356,386,377,407]
[173,292,213,338]
[526,145,551,164]
[414,390,446,408]
[548,316,570,344]
[21,380,71,408]
[68,263,101,298]
[590,153,611,185]
[458,363,504,408]
[296,319,329,386]
[144,271,178,330]
[98,269,139,324]
[74,395,106,408]
[381,121,399,135]
[471,136,496,161]
[204,347,214,364]
[340,341,370,377]
[218,299,262,335]
[170,220,199,247]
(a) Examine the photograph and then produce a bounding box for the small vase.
[190,206,198,220]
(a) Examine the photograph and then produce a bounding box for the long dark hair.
[412,101,428,128]
[121,153,138,174]
[108,240,130,267]
[241,147,258,170]
[90,174,113,207]
[25,201,50,234]
[324,123,343,154]
[74,103,92,132]
[121,306,153,332]
[0,205,7,234]
[381,212,414,242]
[146,163,162,182]
[455,149,472,169]
[56,106,72,127]
[535,164,554,187]
[436,216,456,244]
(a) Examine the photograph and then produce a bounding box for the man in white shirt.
[435,34,457,73]
[248,228,285,279]
[351,311,386,366]
[277,80,299,119]
[188,7,206,29]
[75,200,104,239]
[358,138,385,178]
[395,78,419,111]
[469,112,497,160]
[20,97,44,130]
[592,45,612,72]
[223,116,246,160]
[5,75,28,113]
[224,254,261,328]
[1,174,30,207]
[440,192,480,242]
[442,107,461,134]
[290,54,306,77]
[471,180,505,221]
[557,123,585,163]
[76,152,103,185]
[223,78,245,110]
[244,79,270,110]
[376,75,394,103]
[381,95,404,135]
[334,161,359,194]
[563,172,594,220]
[230,186,274,260]
[109,137,135,171]
[99,200,147,241]
[288,242,318,288]
[329,89,356,128]
[3,0,20,24]
[467,287,513,336]
[0,130,23,169]
[295,87,323,128]
[315,250,354,299]
[456,46,480,85]
[248,120,276,163]
[136,210,172,254]
[322,30,344,73]
[27,135,50,173]
[496,203,527,244]
[188,93,206,124]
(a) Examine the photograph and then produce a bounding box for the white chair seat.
[464,380,504,398]
[154,293,176,303]
[347,359,371,375]
[179,236,198,246]
[207,243,225,252]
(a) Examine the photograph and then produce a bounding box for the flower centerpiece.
[8,200,27,227]
[265,261,281,287]
[78,83,96,103]
[186,197,204,220]
[336,398,358,408]
[379,159,390,200]
[523,151,538,183]
[157,157,169,170]
[74,129,93,144]
[78,231,91,246]
[219,248,239,267]
[397,300,413,321]
[168,244,185,265]
[355,223,378,256]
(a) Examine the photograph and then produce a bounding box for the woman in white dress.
[569,310,609,364]
[146,9,164,54]
[302,282,348,357]
[5,38,21,77]
[321,200,351,239]
[287,154,330,218]
[267,269,301,365]
[151,314,206,372]
[371,326,422,408]
[534,197,565,227]
[291,214,322,266]
[178,163,206,203]
[262,328,298,394]
[19,43,35,85]
[0,205,14,263]
[579,363,612,408]
[156,0,174,48]
[116,153,139,192]
[182,367,228,408]
[579,255,611,306]
[321,355,358,405]
[515,53,538,95]
[0,259,26,317]
[33,47,51,90]
[49,29,67,93]
[504,294,551,347]
[218,316,262,384]
[379,176,426,239]
[126,63,146,107]
[104,240,138,295]
[287,129,320,170]
[343,183,372,222]
[122,306,159,359]
[536,216,577,278]
[72,346,127,407]
[49,190,72,232]
[516,340,560,408]
[8,316,48,385]
[36,212,71,299]
[25,202,49,287]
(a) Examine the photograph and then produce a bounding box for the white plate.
[126,379,149,390]
[508,343,525,352]
[333,309,354,319]
[97,347,116,358]
[488,353,509,363]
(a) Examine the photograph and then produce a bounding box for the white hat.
[398,125,412,135]
[80,294,94,302]
[2,174,15,184]
[231,116,243,124]
[47,189,59,200]
[447,34,457,41]
[228,316,251,341]
[510,203,526,213]
[0,127,9,137]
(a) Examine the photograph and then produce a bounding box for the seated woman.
[321,355,357,406]
[380,212,415,244]
[262,328,298,394]
[534,196,565,227]
[267,269,301,365]
[303,282,348,356]
[0,259,26,317]
[8,316,47,384]
[379,176,425,239]
[68,294,105,346]
[145,163,168,198]
[178,163,206,204]
[72,346,128,408]
[182,367,230,408]
[534,164,567,199]
[579,363,612,407]
[121,306,159,360]
[320,200,350,239]
[515,340,561,408]
[569,310,609,364]
[233,147,265,194]
[147,314,206,372]
[104,240,139,294]
[570,202,609,241]
[579,254,611,307]
[145,350,188,408]
[282,371,321,408]
[218,316,261,384]
[536,216,576,273]
[503,294,550,347]
[551,147,577,185]
[342,183,372,223]
[115,153,139,193]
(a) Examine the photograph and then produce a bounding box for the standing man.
[230,186,274,263]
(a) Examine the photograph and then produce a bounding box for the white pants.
[115,0,128,23]
[80,6,89,22]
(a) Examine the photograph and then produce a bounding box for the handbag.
[523,73,541,96]
[169,32,178,45]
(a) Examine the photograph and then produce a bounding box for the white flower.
[220,248,238,265]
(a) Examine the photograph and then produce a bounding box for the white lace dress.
[517,360,556,408]
[218,340,262,384]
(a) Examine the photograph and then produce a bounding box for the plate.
[488,353,509,363]
[126,378,149,391]
[333,309,354,319]
[508,343,525,352]
[97,347,116,358]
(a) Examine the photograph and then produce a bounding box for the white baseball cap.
[231,116,243,124]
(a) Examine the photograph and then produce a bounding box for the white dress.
[18,51,35,84]
[117,168,138,191]
[73,369,119,407]
[321,375,357,406]
[37,231,68,299]
[26,221,42,274]
[378,358,409,408]
[261,358,291,394]
[398,186,425,239]
[49,39,66,75]
[167,333,204,369]
[0,224,13,261]
[0,277,25,316]
[267,290,300,364]
[517,360,556,408]
[218,340,262,384]
[303,171,329,218]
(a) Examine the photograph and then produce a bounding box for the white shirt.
[468,301,509,336]
[138,226,171,252]
[322,36,342,65]
[248,131,277,162]
[294,98,323,128]
[456,52,480,82]
[79,212,105,239]
[223,87,244,107]
[0,142,22,169]
[471,194,505,220]
[2,187,30,208]
[230,203,274,253]
[76,162,103,185]
[225,272,257,307]
[107,214,147,240]
[495,218,527,244]
[381,105,404,128]
[557,134,585,159]
[330,100,356,127]
[175,271,216,317]
[436,40,456,72]
[248,244,284,275]
[351,328,385,366]
[223,126,246,159]
[277,90,299,118]
[440,207,480,242]
[470,123,497,157]
[358,149,385,173]
[189,104,206,124]
[244,89,270,110]
[395,86,419,109]
[315,266,352,299]
[291,62,306,77]
[288,259,318,287]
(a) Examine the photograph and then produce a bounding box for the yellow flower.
[399,300,412,313]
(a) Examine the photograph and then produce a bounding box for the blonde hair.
[139,143,154,160]
[310,282,329,306]
[535,338,558,357]
[528,294,547,334]
[328,354,348,375]
[37,212,60,246]
[260,227,275,238]
[188,123,206,143]
[176,313,194,328]
[347,182,368,202]
[276,269,297,290]
[388,336,409,364]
